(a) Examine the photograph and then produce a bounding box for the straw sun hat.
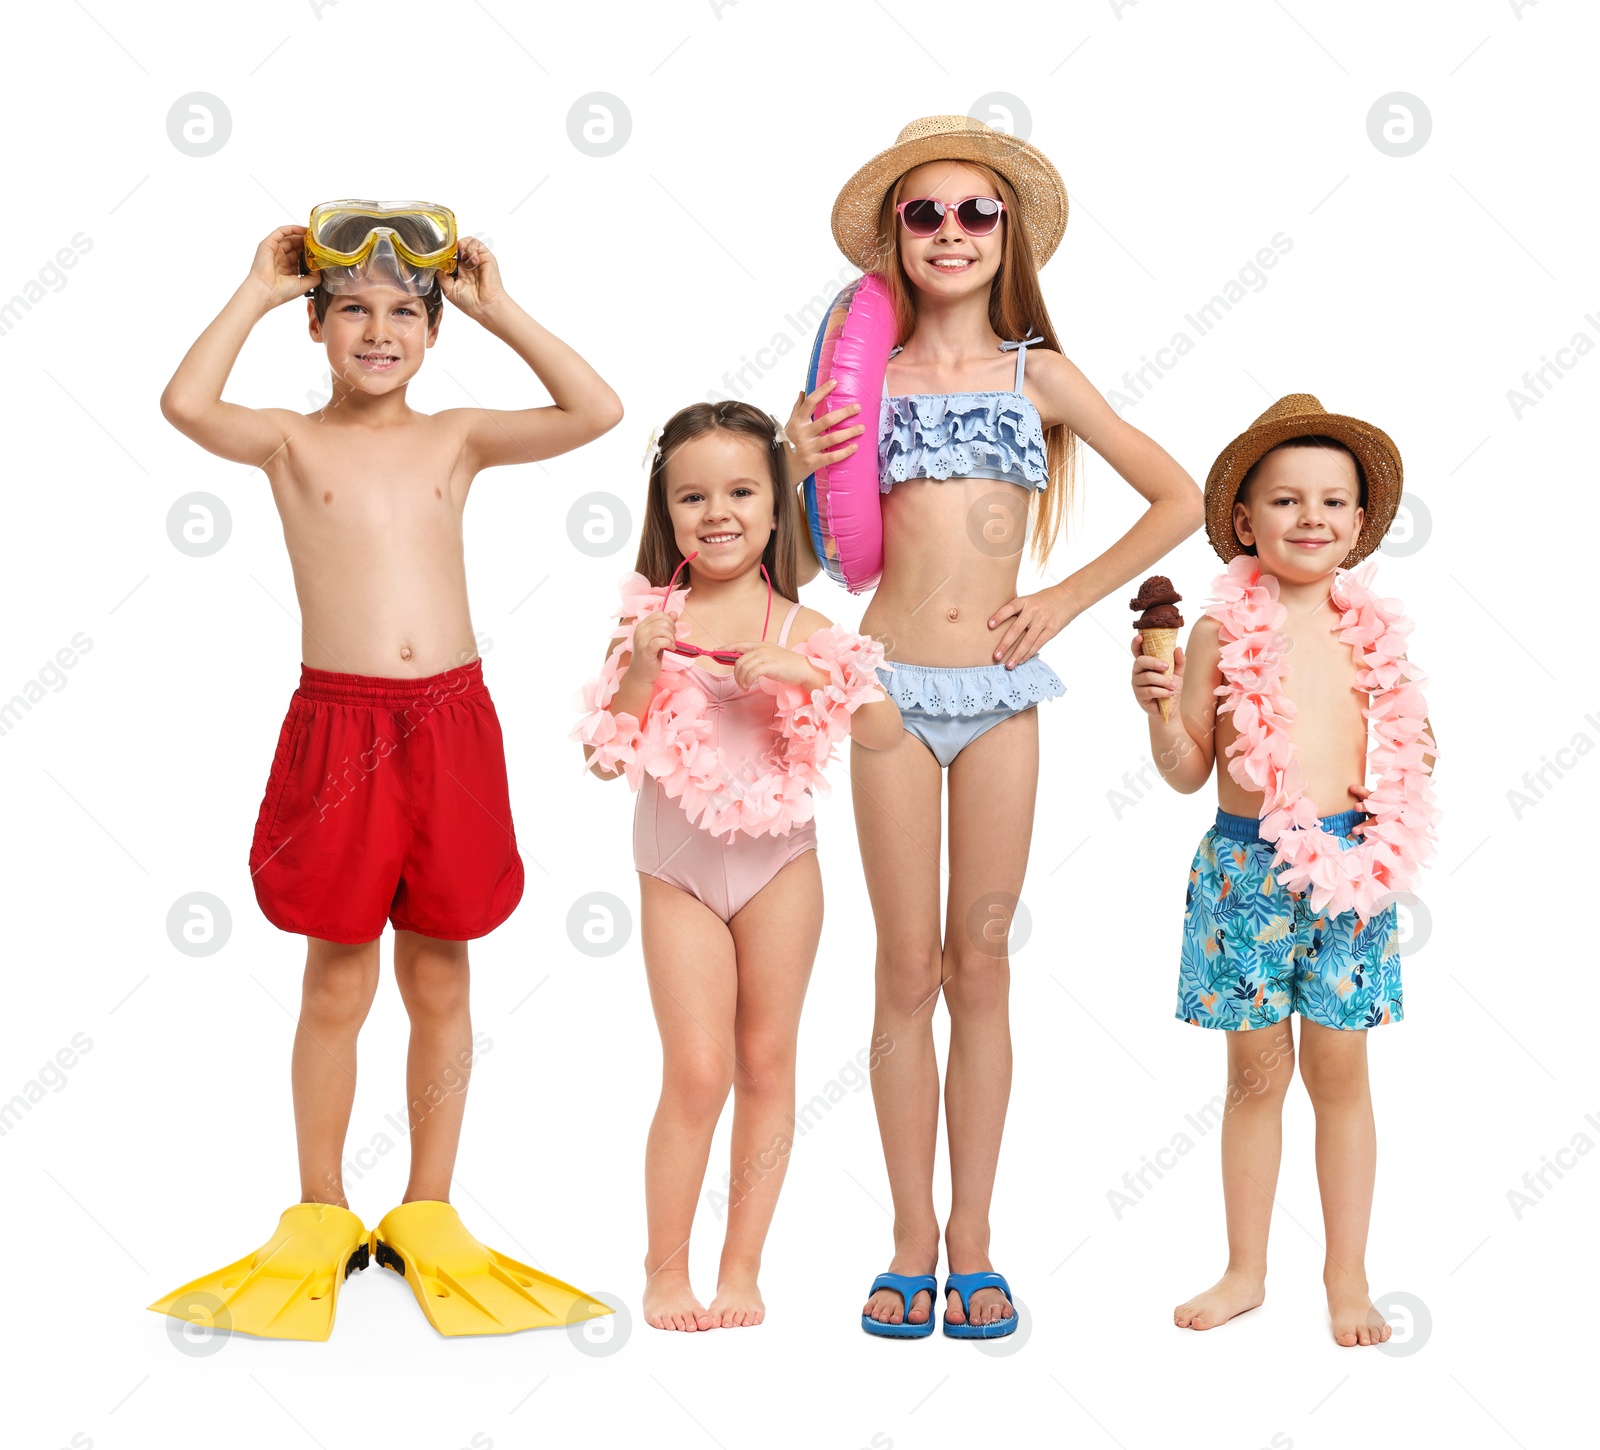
[1205,394,1404,567]
[831,115,1068,272]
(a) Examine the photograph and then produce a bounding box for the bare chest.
[1214,612,1371,811]
[1280,618,1366,727]
[270,422,468,543]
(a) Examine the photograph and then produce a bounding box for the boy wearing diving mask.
[149,202,622,1339]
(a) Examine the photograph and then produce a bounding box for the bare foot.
[1327,1278,1392,1347]
[1174,1269,1266,1330]
[702,1269,765,1329]
[862,1261,936,1330]
[643,1269,709,1332]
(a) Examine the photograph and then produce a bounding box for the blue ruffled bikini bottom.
[874,656,1066,768]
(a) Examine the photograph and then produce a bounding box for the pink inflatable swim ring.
[802,274,895,593]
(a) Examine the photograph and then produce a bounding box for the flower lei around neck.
[1207,553,1439,920]
[572,572,887,840]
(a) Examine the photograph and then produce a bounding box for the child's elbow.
[582,745,622,782]
[592,390,624,438]
[160,388,198,427]
[793,534,822,586]
[1154,734,1210,793]
[852,703,904,751]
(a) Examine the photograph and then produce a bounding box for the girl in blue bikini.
[786,116,1204,1337]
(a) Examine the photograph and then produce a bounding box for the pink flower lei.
[572,571,888,840]
[1207,553,1439,920]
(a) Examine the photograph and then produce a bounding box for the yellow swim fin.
[148,1203,369,1342]
[372,1200,612,1337]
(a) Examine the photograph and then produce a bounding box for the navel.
[399,645,413,662]
[946,606,960,623]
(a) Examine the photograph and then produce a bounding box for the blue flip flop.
[861,1272,938,1338]
[942,1272,1019,1338]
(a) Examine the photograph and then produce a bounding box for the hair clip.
[772,420,791,451]
[641,423,664,471]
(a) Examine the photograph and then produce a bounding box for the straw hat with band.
[1205,394,1403,568]
[832,115,1068,272]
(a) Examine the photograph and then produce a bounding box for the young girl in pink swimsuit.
[576,401,901,1330]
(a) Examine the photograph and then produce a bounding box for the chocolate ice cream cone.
[1130,575,1185,724]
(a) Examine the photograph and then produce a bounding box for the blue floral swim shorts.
[1177,808,1402,1032]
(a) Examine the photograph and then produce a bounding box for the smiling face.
[893,160,1006,299]
[309,285,437,394]
[661,429,776,576]
[1233,442,1366,579]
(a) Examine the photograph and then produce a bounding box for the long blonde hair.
[635,400,802,599]
[873,161,1077,569]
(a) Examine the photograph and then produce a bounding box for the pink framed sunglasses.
[896,195,1006,238]
[658,551,772,664]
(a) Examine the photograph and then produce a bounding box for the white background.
[3,1,1592,1447]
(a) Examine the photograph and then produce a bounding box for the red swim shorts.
[249,659,524,944]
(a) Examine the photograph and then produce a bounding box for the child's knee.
[940,949,1009,1014]
[394,945,470,1018]
[1227,1029,1296,1102]
[877,943,943,1018]
[302,947,379,1027]
[667,1052,734,1120]
[1299,1040,1369,1103]
[732,1032,796,1096]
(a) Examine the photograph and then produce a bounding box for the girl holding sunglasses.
[785,116,1204,1338]
[576,401,901,1331]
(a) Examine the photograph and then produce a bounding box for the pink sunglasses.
[658,551,772,664]
[896,195,1006,238]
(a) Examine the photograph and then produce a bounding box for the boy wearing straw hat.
[1129,395,1439,1346]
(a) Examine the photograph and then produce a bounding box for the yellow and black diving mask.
[304,199,457,296]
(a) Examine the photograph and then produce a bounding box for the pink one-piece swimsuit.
[633,600,818,921]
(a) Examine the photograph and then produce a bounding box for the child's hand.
[785,379,865,483]
[250,225,318,309]
[991,588,1073,667]
[624,612,678,684]
[731,644,824,692]
[1131,632,1184,719]
[1348,783,1372,830]
[436,236,505,319]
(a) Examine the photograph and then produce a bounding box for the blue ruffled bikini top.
[879,335,1048,493]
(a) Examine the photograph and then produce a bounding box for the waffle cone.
[1140,627,1180,722]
